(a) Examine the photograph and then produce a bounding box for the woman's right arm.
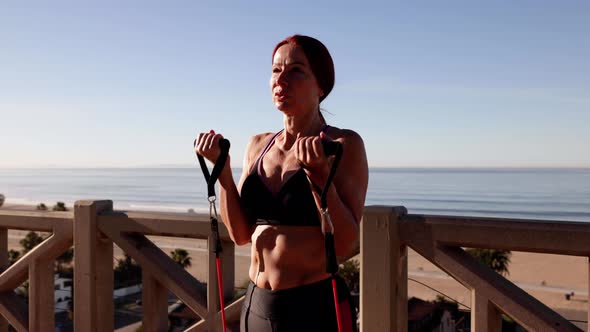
[219,134,271,245]
[196,132,267,245]
[196,131,252,245]
[218,151,253,246]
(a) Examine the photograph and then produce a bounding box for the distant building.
[54,275,73,313]
[168,301,240,332]
[53,274,142,314]
[168,301,199,331]
[408,297,456,332]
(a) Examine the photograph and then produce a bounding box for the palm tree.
[465,248,511,276]
[56,247,74,274]
[20,231,46,253]
[52,202,68,211]
[337,259,360,293]
[170,248,192,269]
[114,253,142,288]
[8,249,20,266]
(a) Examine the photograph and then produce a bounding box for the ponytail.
[318,108,327,125]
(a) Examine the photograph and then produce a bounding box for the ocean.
[1,167,589,222]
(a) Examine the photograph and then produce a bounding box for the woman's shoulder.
[247,132,275,151]
[326,126,365,147]
[243,132,275,166]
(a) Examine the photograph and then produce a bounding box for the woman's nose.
[276,71,288,87]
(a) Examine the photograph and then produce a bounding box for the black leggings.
[240,276,357,332]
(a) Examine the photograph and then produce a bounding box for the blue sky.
[1,1,588,168]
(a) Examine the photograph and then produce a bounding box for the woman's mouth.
[275,92,289,101]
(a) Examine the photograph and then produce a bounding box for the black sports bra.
[240,127,329,226]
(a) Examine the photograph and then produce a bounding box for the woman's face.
[270,43,323,115]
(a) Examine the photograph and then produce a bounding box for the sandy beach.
[2,203,588,329]
[406,249,588,328]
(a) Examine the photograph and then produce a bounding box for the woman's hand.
[295,131,333,186]
[194,130,226,164]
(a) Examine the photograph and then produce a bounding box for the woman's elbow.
[335,227,360,257]
[229,228,252,246]
[232,236,250,246]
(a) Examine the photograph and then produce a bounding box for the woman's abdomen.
[249,225,330,290]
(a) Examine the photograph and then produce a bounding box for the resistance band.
[196,138,230,332]
[320,140,345,332]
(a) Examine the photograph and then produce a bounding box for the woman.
[195,35,368,332]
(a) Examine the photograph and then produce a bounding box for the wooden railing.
[0,201,589,331]
[0,209,73,331]
[75,200,237,332]
[362,206,590,332]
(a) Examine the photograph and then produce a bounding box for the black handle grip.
[219,138,230,153]
[321,140,342,157]
[196,137,231,198]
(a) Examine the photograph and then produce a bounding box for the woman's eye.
[272,67,281,73]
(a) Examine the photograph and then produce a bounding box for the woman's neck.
[280,111,325,150]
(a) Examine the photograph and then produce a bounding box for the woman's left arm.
[298,130,369,257]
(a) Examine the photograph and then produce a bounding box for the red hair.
[272,35,335,103]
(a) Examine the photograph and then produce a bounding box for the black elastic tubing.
[210,217,223,256]
[196,138,231,257]
[324,233,339,274]
[319,140,343,275]
[320,140,343,210]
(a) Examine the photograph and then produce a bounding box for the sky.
[1,1,589,168]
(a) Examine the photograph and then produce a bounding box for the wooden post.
[221,240,235,303]
[142,272,169,331]
[471,290,502,332]
[0,228,8,332]
[74,200,113,332]
[96,233,114,331]
[29,258,55,331]
[399,243,408,331]
[206,237,235,331]
[360,206,408,332]
[207,236,220,332]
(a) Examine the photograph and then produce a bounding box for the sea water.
[1,167,589,222]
